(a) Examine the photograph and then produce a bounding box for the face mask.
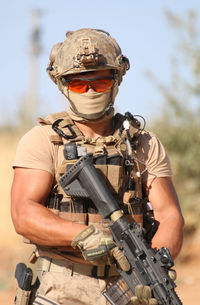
[63,83,118,121]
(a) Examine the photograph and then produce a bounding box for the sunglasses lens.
[67,80,87,93]
[92,79,113,92]
[66,78,113,93]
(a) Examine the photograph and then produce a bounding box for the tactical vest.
[38,111,146,223]
[26,111,156,258]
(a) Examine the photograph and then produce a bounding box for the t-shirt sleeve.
[138,131,173,182]
[13,125,54,175]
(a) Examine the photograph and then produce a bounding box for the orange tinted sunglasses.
[64,77,114,93]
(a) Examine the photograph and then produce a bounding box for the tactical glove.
[131,285,158,305]
[168,269,177,281]
[130,269,177,305]
[71,225,130,271]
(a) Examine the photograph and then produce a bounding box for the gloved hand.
[131,285,158,305]
[71,224,130,271]
[168,269,177,281]
[130,269,177,305]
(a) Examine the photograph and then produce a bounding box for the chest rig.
[39,111,147,228]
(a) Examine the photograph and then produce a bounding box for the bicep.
[11,167,54,212]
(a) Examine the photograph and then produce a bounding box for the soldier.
[11,28,184,305]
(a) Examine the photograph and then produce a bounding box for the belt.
[37,257,119,279]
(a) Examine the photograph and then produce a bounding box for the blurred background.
[1,1,200,304]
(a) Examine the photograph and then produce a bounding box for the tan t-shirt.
[13,124,172,182]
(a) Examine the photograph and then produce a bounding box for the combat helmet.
[47,28,130,86]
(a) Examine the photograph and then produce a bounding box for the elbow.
[12,212,25,236]
[174,213,185,259]
[11,203,28,236]
[171,208,185,231]
[176,212,185,242]
[14,223,25,236]
[179,213,185,231]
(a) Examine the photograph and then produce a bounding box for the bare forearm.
[12,199,86,246]
[151,215,184,259]
[146,177,184,259]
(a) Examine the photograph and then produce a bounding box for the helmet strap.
[57,78,64,93]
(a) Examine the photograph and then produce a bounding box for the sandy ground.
[0,131,199,304]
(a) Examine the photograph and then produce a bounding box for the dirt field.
[0,131,199,304]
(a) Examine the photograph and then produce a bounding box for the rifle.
[59,155,182,305]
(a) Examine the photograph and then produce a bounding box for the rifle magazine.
[103,277,134,305]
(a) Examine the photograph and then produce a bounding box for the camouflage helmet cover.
[47,28,130,85]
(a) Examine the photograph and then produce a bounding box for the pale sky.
[1,0,200,126]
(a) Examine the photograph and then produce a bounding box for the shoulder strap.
[38,111,71,125]
[37,111,83,144]
[113,112,145,199]
[113,112,141,145]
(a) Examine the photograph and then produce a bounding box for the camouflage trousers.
[32,257,119,305]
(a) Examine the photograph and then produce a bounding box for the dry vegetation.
[0,130,199,304]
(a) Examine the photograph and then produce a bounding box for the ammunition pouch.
[46,195,144,227]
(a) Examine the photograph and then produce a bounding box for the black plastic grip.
[15,263,33,291]
[59,155,120,219]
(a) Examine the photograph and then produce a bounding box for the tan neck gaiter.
[63,83,119,121]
